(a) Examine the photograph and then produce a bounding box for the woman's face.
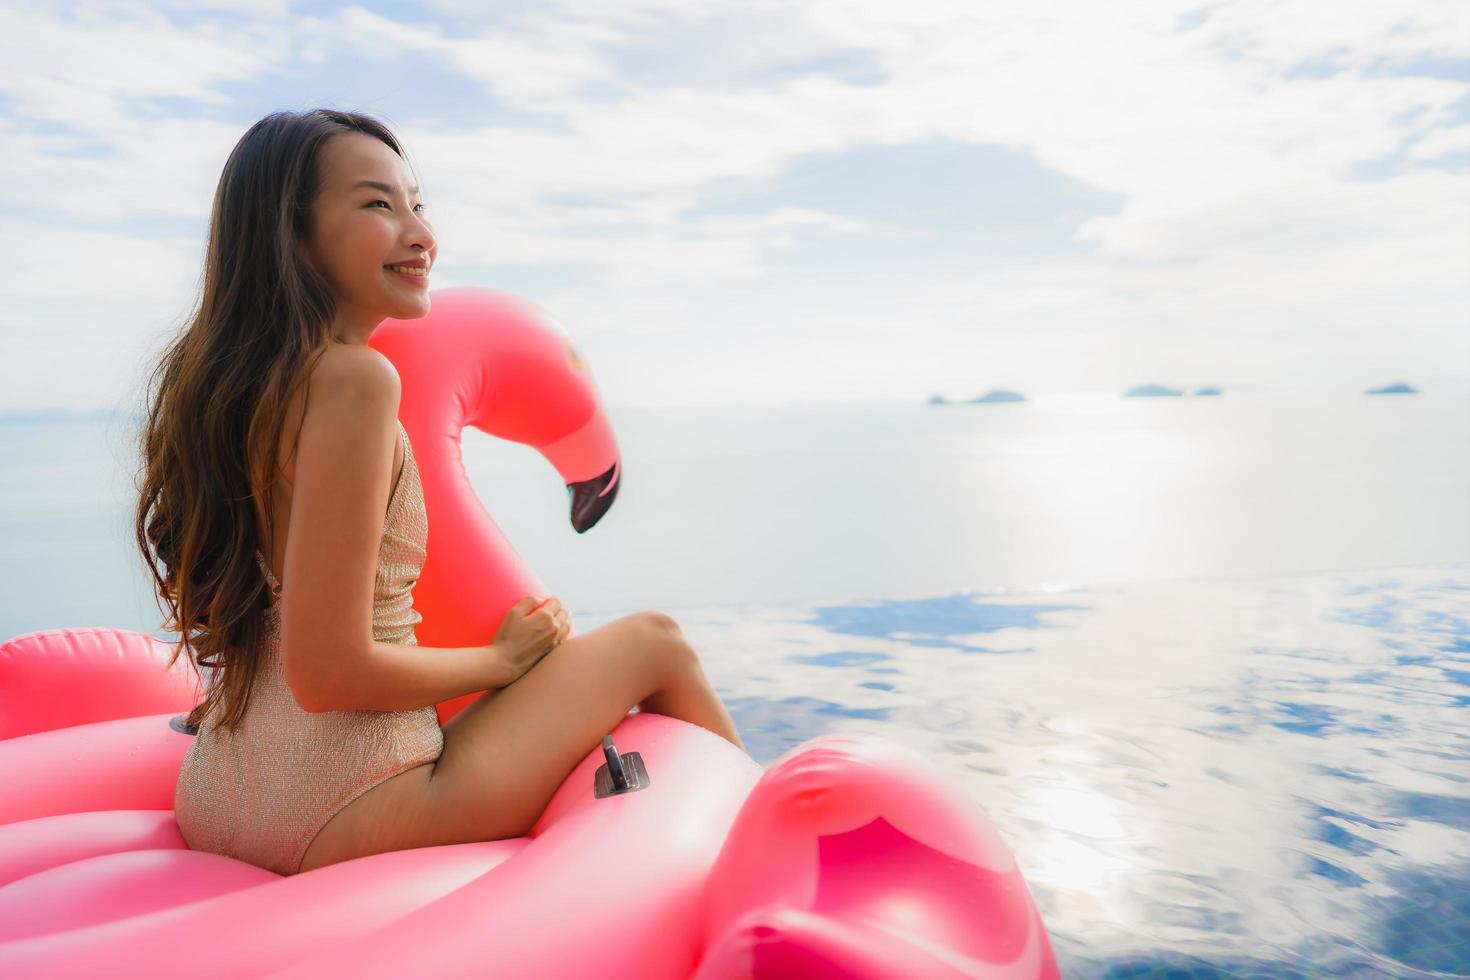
[303,131,437,333]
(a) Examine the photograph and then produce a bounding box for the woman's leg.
[432,609,743,840]
[636,626,743,752]
[299,610,743,871]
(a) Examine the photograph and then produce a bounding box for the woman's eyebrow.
[352,179,421,196]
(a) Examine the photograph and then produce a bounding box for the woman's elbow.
[280,650,339,713]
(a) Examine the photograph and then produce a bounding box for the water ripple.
[661,563,1470,977]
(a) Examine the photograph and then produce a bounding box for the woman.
[135,108,745,877]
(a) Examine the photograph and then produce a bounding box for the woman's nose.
[405,216,435,254]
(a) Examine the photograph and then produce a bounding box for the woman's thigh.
[297,760,438,873]
[426,610,688,841]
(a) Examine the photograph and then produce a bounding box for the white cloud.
[0,5,286,129]
[1408,124,1470,160]
[0,0,1466,411]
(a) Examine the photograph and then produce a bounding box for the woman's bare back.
[253,348,406,590]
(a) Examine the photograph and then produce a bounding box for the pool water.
[596,563,1470,978]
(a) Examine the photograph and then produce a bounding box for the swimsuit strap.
[254,549,282,598]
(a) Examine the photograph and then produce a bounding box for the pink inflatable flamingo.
[0,286,1058,979]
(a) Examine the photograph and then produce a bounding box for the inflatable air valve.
[595,734,650,798]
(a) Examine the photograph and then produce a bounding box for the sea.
[3,384,1468,978]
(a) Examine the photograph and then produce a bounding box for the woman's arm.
[274,343,506,714]
[305,637,513,713]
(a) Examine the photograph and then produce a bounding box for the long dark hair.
[134,109,414,730]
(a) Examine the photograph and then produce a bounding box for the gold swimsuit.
[174,420,444,875]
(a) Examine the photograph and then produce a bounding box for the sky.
[1,0,1467,411]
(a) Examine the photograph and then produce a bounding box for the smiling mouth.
[385,266,430,287]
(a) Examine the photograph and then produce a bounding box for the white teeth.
[387,265,427,276]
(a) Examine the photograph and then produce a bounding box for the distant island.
[929,389,1028,405]
[971,389,1026,404]
[1194,387,1222,396]
[1123,384,1184,398]
[1364,382,1418,395]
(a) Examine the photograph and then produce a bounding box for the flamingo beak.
[566,458,620,533]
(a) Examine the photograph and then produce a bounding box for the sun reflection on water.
[655,564,1470,976]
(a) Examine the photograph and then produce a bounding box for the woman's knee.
[637,608,682,637]
[636,610,695,660]
[602,611,693,688]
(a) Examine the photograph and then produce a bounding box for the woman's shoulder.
[307,344,402,414]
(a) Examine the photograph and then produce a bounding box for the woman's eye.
[368,200,389,209]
